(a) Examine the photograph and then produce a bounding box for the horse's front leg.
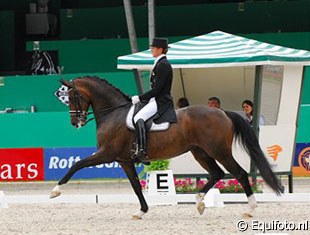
[50,150,110,198]
[119,161,148,220]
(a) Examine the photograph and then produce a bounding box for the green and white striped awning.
[117,31,310,70]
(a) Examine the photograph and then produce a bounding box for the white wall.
[172,66,255,111]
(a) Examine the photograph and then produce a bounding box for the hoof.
[132,210,145,220]
[195,193,205,215]
[243,205,256,218]
[197,201,205,215]
[132,215,143,220]
[243,203,257,219]
[243,212,253,218]
[50,190,61,199]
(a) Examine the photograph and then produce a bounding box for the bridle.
[68,80,131,128]
[68,81,90,128]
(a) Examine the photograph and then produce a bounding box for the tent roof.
[117,31,310,70]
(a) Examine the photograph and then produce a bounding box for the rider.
[131,38,177,163]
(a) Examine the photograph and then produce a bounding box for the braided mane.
[79,76,131,101]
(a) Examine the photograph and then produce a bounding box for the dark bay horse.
[50,76,283,218]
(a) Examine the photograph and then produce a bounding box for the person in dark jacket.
[177,97,190,109]
[131,38,177,163]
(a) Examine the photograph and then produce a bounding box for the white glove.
[131,95,140,104]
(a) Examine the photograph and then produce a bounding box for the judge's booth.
[117,31,310,192]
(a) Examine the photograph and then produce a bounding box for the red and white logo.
[0,148,44,181]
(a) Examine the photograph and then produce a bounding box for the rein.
[86,102,131,124]
[69,80,131,126]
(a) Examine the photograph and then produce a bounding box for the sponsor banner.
[293,143,310,176]
[0,148,44,181]
[44,147,144,180]
[259,126,295,172]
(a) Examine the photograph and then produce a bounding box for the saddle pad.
[126,105,170,131]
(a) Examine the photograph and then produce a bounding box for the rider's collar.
[153,54,166,66]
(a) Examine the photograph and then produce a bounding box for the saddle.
[126,103,170,132]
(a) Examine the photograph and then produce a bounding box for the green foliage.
[139,160,170,178]
[145,160,170,171]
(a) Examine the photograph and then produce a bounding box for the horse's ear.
[59,79,72,88]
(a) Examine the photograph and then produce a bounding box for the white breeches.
[134,98,158,123]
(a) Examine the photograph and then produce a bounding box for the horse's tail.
[225,111,283,195]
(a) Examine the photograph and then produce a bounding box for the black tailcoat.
[139,56,177,124]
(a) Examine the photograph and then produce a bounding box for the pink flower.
[150,177,264,193]
[140,180,146,190]
[197,180,206,188]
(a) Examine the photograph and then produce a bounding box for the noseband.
[69,81,89,128]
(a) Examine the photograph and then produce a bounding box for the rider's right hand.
[131,96,140,105]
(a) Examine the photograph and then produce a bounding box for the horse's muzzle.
[72,119,86,129]
[70,110,88,128]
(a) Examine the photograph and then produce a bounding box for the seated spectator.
[242,99,265,125]
[207,96,221,109]
[177,97,190,109]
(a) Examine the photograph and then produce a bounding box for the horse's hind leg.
[50,150,110,198]
[218,155,257,217]
[119,162,148,220]
[191,147,225,215]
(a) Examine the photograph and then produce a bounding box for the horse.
[50,76,283,219]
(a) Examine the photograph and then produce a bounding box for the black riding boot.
[135,119,149,163]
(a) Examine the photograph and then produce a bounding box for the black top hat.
[150,38,169,49]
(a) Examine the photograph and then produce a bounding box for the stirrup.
[130,147,150,165]
[132,150,150,165]
[137,149,148,162]
[131,154,150,165]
